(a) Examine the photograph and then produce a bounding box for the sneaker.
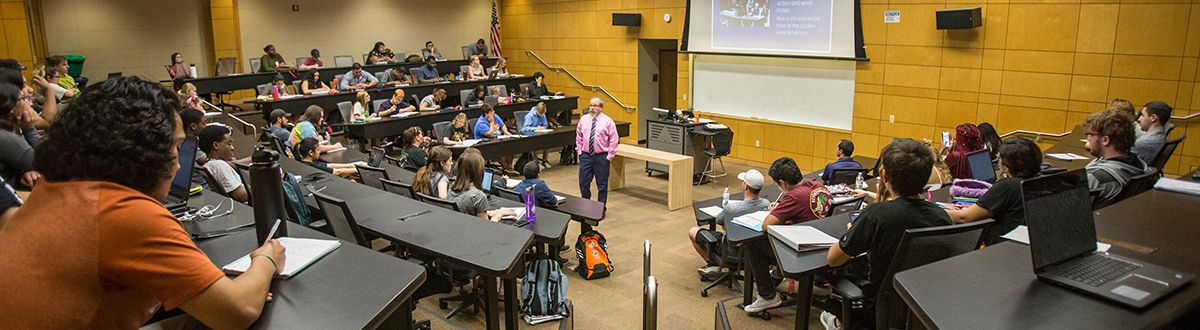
[743,294,783,313]
[820,311,839,330]
[697,265,723,277]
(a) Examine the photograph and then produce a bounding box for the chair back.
[295,57,306,67]
[196,166,225,196]
[354,163,390,189]
[233,162,253,199]
[336,101,353,123]
[495,186,521,201]
[875,219,992,329]
[216,57,236,76]
[416,192,459,211]
[291,80,303,94]
[374,71,388,83]
[333,55,354,68]
[711,130,733,157]
[432,121,451,141]
[381,178,414,198]
[372,99,386,113]
[256,83,271,96]
[1108,167,1160,207]
[362,53,370,63]
[487,85,508,97]
[460,89,473,107]
[249,58,262,72]
[514,110,530,131]
[469,118,479,133]
[408,68,422,83]
[461,46,473,59]
[828,168,869,186]
[1149,135,1185,172]
[519,83,530,95]
[311,190,370,247]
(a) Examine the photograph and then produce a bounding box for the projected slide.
[712,0,832,53]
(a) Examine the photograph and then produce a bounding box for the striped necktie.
[588,115,597,154]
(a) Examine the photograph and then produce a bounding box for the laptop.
[367,148,385,168]
[481,169,494,194]
[967,149,997,183]
[487,69,500,80]
[163,137,198,211]
[1023,169,1193,309]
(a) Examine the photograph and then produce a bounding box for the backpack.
[520,258,570,325]
[514,152,536,173]
[574,230,614,280]
[559,145,577,165]
[280,172,313,227]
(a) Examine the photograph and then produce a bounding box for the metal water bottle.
[524,186,536,221]
[250,149,288,244]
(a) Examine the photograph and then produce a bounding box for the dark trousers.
[578,152,610,203]
[744,237,779,299]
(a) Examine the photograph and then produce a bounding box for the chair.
[406,54,423,63]
[291,80,303,95]
[380,178,414,199]
[249,58,262,72]
[519,83,530,95]
[255,83,271,96]
[469,118,479,134]
[487,85,508,97]
[714,301,732,330]
[311,191,371,247]
[432,121,451,142]
[362,53,370,63]
[216,57,237,76]
[828,168,870,186]
[700,130,734,187]
[233,162,253,201]
[830,196,865,216]
[372,99,387,113]
[295,57,306,67]
[374,71,388,83]
[1148,135,1185,174]
[830,219,992,330]
[408,68,422,84]
[461,46,473,59]
[495,186,521,201]
[196,166,225,196]
[336,101,353,124]
[513,110,529,132]
[1098,167,1160,209]
[416,192,459,211]
[385,154,404,167]
[333,55,354,68]
[354,163,390,189]
[459,89,473,107]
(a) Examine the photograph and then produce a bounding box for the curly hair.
[34,76,181,195]
[767,157,803,186]
[1084,108,1136,153]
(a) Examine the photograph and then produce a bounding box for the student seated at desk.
[400,126,432,171]
[339,63,378,91]
[297,137,356,178]
[467,55,487,80]
[474,104,517,175]
[269,74,291,99]
[415,56,443,84]
[266,109,292,144]
[528,71,564,99]
[381,67,411,87]
[946,137,1042,245]
[199,125,250,203]
[0,83,44,189]
[519,102,556,135]
[743,157,832,313]
[377,89,415,117]
[1084,108,1148,207]
[448,152,515,221]
[290,105,344,152]
[422,41,445,61]
[0,177,20,228]
[351,91,370,122]
[978,122,1002,160]
[421,88,451,111]
[1132,101,1173,165]
[944,123,983,179]
[367,41,397,64]
[821,138,952,330]
[689,169,769,275]
[46,55,80,96]
[258,44,289,72]
[821,139,862,182]
[513,161,558,205]
[467,85,487,106]
[299,48,323,70]
[491,57,509,76]
[413,146,453,199]
[167,52,193,80]
[469,38,489,57]
[0,77,288,329]
[300,70,331,95]
[441,112,472,145]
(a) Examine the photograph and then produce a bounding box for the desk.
[1042,125,1091,172]
[450,122,631,161]
[169,58,495,95]
[609,144,694,210]
[185,192,426,329]
[894,189,1200,329]
[256,76,528,120]
[344,96,579,140]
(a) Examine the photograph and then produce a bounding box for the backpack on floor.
[575,230,614,280]
[521,258,570,325]
[559,145,577,165]
[514,152,536,174]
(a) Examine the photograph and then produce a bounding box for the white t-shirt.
[204,160,243,194]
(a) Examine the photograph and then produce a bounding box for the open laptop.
[481,169,494,194]
[487,68,500,80]
[367,148,385,168]
[163,137,198,212]
[1023,169,1193,309]
[967,149,997,183]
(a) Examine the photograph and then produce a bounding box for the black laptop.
[367,148,385,168]
[1023,169,1193,309]
[163,137,198,212]
[967,149,997,183]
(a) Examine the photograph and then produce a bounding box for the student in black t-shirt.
[946,137,1043,244]
[297,137,356,178]
[0,177,22,229]
[822,138,952,329]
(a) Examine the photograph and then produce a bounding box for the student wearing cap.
[820,139,863,182]
[265,109,291,144]
[688,169,770,276]
[376,89,415,117]
[300,49,323,70]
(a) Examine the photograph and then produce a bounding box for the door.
[658,49,678,111]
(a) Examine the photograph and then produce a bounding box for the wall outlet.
[682,94,688,101]
[889,115,895,123]
[755,140,760,147]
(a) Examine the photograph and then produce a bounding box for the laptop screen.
[368,149,384,168]
[482,169,494,193]
[967,149,996,182]
[171,137,199,194]
[1022,169,1097,271]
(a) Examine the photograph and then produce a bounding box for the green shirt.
[259,54,285,72]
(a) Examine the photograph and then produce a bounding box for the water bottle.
[188,64,197,78]
[250,149,288,244]
[855,172,866,190]
[721,187,730,207]
[524,186,537,221]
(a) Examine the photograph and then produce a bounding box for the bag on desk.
[574,230,614,280]
[521,258,570,324]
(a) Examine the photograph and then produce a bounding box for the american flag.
[489,1,503,58]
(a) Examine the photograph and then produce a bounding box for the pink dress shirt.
[576,112,619,160]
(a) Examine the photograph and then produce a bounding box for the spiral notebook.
[222,237,341,279]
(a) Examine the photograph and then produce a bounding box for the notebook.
[730,210,770,232]
[1047,153,1088,161]
[699,206,724,217]
[1153,178,1200,196]
[501,207,527,220]
[222,237,341,279]
[768,225,838,252]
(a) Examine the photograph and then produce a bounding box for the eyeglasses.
[18,95,32,103]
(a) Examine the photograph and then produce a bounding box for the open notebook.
[730,210,770,232]
[222,237,341,279]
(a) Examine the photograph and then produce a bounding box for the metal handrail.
[525,51,636,113]
[643,240,651,287]
[1000,112,1198,142]
[201,98,257,138]
[644,275,658,330]
[1173,112,1200,121]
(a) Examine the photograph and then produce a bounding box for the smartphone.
[849,211,862,224]
[941,131,951,148]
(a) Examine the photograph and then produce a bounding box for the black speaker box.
[613,13,641,26]
[936,7,982,30]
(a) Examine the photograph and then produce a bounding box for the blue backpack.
[520,258,570,324]
[280,172,313,226]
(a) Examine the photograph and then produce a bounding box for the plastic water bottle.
[524,186,537,221]
[722,187,730,207]
[855,172,866,190]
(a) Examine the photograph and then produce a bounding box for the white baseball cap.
[737,169,764,189]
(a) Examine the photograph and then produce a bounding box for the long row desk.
[343,96,579,140]
[172,58,497,95]
[182,192,427,329]
[257,76,531,120]
[449,122,631,160]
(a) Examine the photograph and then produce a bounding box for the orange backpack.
[574,230,614,280]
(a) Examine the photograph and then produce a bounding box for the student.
[467,55,487,80]
[381,67,411,86]
[368,41,396,64]
[441,112,472,145]
[473,103,510,139]
[400,126,431,171]
[0,83,43,188]
[198,125,248,203]
[528,71,562,98]
[468,85,487,105]
[421,41,445,61]
[491,56,509,76]
[944,123,983,179]
[821,138,952,329]
[513,161,558,205]
[688,169,769,274]
[470,38,489,57]
[413,146,453,199]
[290,105,343,152]
[300,48,323,70]
[45,55,80,96]
[420,88,449,111]
[0,76,285,329]
[168,52,193,80]
[977,122,1002,160]
[377,88,415,117]
[180,108,208,164]
[1110,98,1141,136]
[339,63,378,91]
[265,109,292,143]
[1132,101,1173,165]
[258,44,288,72]
[520,102,555,135]
[448,152,515,221]
[0,177,21,229]
[820,139,862,182]
[945,137,1043,245]
[297,137,356,178]
[743,157,832,313]
[1084,108,1148,206]
[415,56,443,84]
[177,82,203,111]
[2,68,58,130]
[300,70,331,95]
[351,91,371,122]
[269,74,290,98]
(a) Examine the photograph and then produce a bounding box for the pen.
[264,219,282,241]
[397,210,432,221]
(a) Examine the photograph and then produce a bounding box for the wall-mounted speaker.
[936,7,982,30]
[613,13,641,27]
